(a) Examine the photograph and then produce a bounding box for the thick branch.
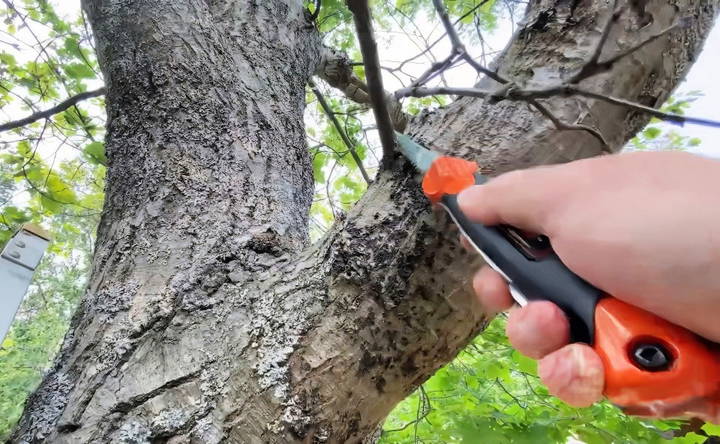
[314,46,408,131]
[309,80,372,184]
[0,87,106,133]
[346,0,396,169]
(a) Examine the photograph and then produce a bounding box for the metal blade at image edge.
[395,132,439,174]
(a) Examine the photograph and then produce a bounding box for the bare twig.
[529,100,610,152]
[431,0,506,84]
[346,0,396,168]
[395,85,720,128]
[432,0,464,49]
[392,0,702,152]
[584,22,681,79]
[409,52,458,88]
[568,0,621,83]
[309,80,372,184]
[0,87,106,133]
[496,378,525,409]
[392,0,490,73]
[569,5,682,83]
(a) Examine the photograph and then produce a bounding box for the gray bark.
[11,0,718,442]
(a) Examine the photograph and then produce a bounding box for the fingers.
[506,301,569,359]
[538,344,604,407]
[472,266,513,314]
[457,166,569,234]
[504,302,604,407]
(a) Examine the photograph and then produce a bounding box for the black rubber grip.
[441,177,602,344]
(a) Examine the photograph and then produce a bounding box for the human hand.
[458,151,720,408]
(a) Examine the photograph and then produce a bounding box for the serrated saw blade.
[395,132,439,173]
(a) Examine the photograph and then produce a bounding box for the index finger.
[456,165,571,235]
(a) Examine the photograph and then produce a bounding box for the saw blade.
[395,132,439,173]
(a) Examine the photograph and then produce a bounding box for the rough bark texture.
[11,0,719,442]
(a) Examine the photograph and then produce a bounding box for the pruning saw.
[0,224,51,344]
[395,132,720,421]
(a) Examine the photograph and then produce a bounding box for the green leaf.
[312,152,327,184]
[63,37,84,60]
[643,127,662,140]
[83,142,107,165]
[39,194,61,213]
[512,350,537,375]
[702,423,720,436]
[63,62,95,79]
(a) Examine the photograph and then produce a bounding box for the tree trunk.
[12,0,718,442]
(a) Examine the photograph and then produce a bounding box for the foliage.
[626,93,704,152]
[381,317,691,444]
[0,0,714,442]
[0,0,103,438]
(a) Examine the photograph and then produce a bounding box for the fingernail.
[456,186,478,210]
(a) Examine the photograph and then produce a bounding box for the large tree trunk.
[12,0,718,442]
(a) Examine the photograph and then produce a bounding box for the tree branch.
[391,0,491,74]
[309,0,321,21]
[396,1,702,152]
[395,85,720,129]
[408,0,614,147]
[529,99,610,152]
[0,87,106,133]
[568,0,622,83]
[346,0,396,169]
[309,80,372,184]
[569,7,683,83]
[315,46,408,131]
[431,0,505,85]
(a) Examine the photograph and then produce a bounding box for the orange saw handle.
[423,155,720,420]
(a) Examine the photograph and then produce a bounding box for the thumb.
[456,166,567,235]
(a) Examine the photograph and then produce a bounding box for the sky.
[668,23,720,157]
[28,1,720,161]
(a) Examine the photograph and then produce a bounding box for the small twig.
[309,80,371,184]
[309,0,322,21]
[569,0,621,83]
[430,0,506,85]
[529,99,610,152]
[0,87,106,133]
[463,55,507,84]
[432,0,464,49]
[346,0,396,169]
[588,22,680,78]
[495,378,526,409]
[569,2,683,83]
[540,85,720,128]
[393,0,491,73]
[409,52,458,88]
[395,85,720,129]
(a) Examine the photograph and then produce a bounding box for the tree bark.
[12,0,718,442]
